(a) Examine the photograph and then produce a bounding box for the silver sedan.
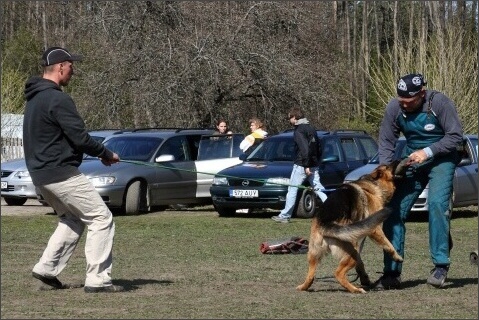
[344,135,478,212]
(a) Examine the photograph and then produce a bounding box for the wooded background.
[1,1,477,137]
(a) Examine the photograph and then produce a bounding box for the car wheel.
[216,207,236,217]
[295,189,317,218]
[4,197,27,206]
[124,181,145,215]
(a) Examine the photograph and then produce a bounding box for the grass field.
[1,206,477,319]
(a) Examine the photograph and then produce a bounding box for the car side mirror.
[155,154,175,162]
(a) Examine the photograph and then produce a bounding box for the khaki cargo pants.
[33,174,115,287]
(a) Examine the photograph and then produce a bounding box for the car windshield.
[103,136,163,161]
[246,137,295,161]
[369,139,407,164]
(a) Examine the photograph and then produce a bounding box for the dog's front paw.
[357,288,367,294]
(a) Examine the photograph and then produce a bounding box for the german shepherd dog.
[296,162,404,293]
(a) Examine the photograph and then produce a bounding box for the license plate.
[229,189,258,198]
[1,181,7,189]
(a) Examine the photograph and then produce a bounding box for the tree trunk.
[393,1,398,78]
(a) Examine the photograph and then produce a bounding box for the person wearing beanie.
[373,73,463,290]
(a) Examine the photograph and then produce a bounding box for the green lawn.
[1,207,477,319]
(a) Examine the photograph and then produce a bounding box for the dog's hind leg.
[334,241,368,293]
[296,221,326,291]
[368,227,403,262]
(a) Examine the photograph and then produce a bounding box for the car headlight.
[14,170,30,178]
[265,177,290,186]
[88,176,116,186]
[213,177,228,185]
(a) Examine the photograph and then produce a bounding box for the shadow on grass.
[304,276,478,293]
[395,277,478,290]
[114,278,174,291]
[219,210,280,219]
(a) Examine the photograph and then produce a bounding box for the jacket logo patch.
[424,124,435,131]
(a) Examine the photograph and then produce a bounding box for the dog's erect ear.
[393,158,410,179]
[370,164,387,179]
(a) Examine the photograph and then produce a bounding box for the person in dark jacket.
[24,46,124,293]
[271,107,328,223]
[373,73,463,290]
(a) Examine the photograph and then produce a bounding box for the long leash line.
[119,159,335,192]
[121,159,370,282]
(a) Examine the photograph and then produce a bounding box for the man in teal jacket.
[374,73,463,290]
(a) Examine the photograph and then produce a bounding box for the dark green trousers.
[382,153,458,274]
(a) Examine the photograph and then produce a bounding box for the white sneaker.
[271,215,290,223]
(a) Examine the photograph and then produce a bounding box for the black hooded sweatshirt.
[23,76,113,186]
[293,119,321,168]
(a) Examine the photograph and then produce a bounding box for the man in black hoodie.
[271,107,328,223]
[24,47,123,293]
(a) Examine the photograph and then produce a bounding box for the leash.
[119,159,334,192]
[121,159,366,281]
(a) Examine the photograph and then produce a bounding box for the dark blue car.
[210,130,378,218]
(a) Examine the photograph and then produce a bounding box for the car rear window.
[369,139,407,164]
[358,137,378,159]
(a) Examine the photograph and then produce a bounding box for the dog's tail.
[320,208,391,242]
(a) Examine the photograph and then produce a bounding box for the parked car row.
[3,127,477,220]
[60,129,245,215]
[344,135,478,212]
[1,129,127,206]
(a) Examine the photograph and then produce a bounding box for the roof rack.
[130,127,215,133]
[88,128,134,134]
[89,128,124,131]
[332,129,369,134]
[173,128,215,133]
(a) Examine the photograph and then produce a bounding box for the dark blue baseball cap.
[396,73,427,98]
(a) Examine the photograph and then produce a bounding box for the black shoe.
[84,285,125,293]
[371,273,401,290]
[32,272,63,289]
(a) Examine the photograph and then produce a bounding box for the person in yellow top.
[239,117,268,154]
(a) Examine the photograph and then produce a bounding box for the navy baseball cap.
[41,47,83,67]
[396,73,427,98]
